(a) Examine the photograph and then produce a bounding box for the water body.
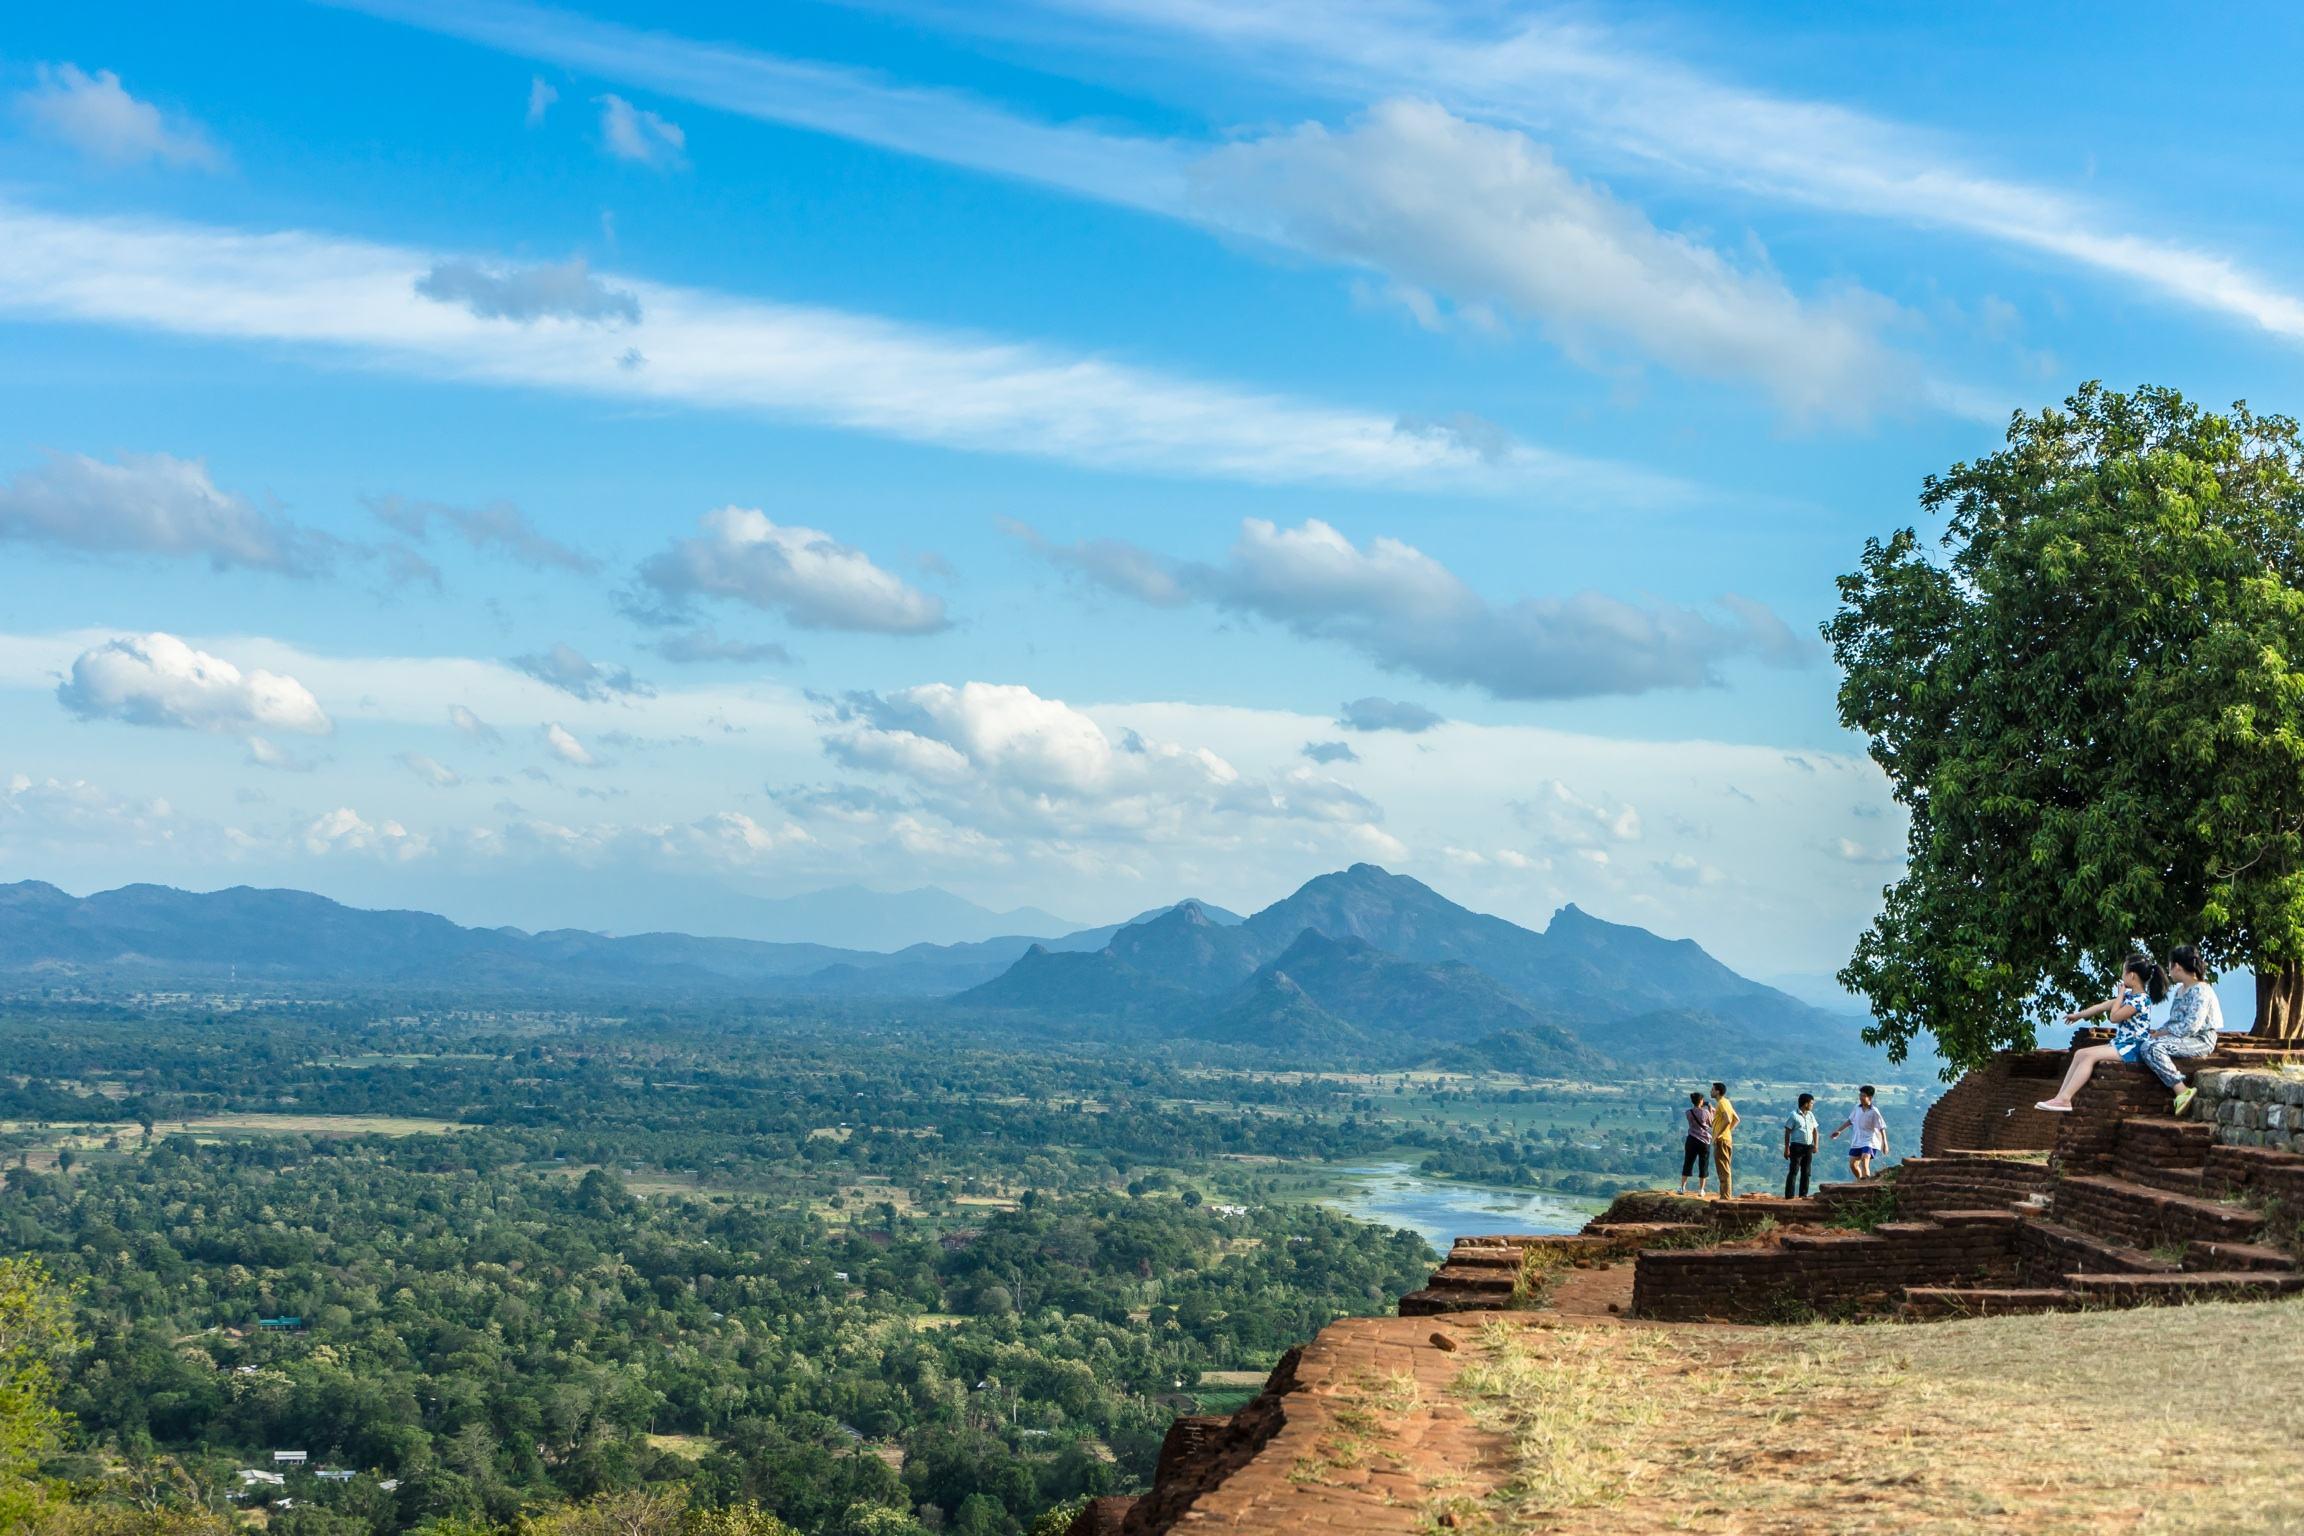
[1321,1162,1599,1256]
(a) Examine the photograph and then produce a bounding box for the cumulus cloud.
[1338,697,1445,733]
[448,704,503,746]
[1024,517,1810,701]
[413,257,642,325]
[598,94,684,167]
[1512,779,1642,850]
[57,633,332,736]
[1190,100,1905,421]
[301,806,430,861]
[15,63,221,169]
[542,722,598,767]
[0,771,182,851]
[525,75,557,127]
[1301,740,1358,765]
[366,494,598,572]
[245,736,321,772]
[398,751,462,788]
[636,508,948,634]
[650,627,793,665]
[509,642,650,701]
[820,680,1400,862]
[0,451,331,575]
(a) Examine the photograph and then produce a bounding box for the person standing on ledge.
[1709,1081,1739,1199]
[1831,1086,1888,1178]
[1676,1090,1714,1196]
[1782,1092,1820,1198]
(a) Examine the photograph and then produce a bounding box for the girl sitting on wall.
[2033,953,2166,1113]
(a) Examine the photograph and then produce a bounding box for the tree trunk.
[2252,961,2304,1039]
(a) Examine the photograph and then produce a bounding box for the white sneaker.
[2033,1099,2073,1113]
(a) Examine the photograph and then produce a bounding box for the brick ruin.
[1072,1035,2304,1536]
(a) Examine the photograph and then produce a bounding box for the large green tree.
[1829,382,2304,1066]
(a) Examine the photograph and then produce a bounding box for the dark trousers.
[1680,1136,1711,1180]
[1784,1143,1814,1198]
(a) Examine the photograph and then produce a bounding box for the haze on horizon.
[8,3,2304,982]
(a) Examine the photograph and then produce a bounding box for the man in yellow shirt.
[1710,1081,1739,1199]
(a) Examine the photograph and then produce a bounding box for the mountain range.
[0,867,1887,1077]
[953,865,1876,1075]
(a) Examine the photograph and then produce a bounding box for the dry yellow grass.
[1445,1300,2304,1535]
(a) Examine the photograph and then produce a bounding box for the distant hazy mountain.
[0,881,1226,1000]
[0,872,1905,1077]
[697,884,1078,949]
[957,863,1893,1077]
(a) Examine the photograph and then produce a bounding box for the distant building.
[316,1468,355,1482]
[272,1450,307,1465]
[236,1470,286,1487]
[258,1316,305,1331]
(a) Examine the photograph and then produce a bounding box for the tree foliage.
[1828,382,2304,1064]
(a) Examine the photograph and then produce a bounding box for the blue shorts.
[2114,1037,2147,1064]
[1850,1145,1876,1158]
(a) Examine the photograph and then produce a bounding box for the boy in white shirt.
[1830,1085,1889,1179]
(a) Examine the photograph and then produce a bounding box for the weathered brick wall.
[1919,1048,2070,1156]
[1891,1154,2052,1213]
[1632,1210,2021,1322]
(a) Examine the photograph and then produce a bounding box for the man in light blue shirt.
[1782,1092,1820,1198]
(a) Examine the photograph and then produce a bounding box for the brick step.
[1437,1246,1524,1272]
[1397,1286,1503,1317]
[2063,1269,2304,1303]
[1900,1285,2076,1320]
[1426,1264,1517,1292]
[2054,1172,2267,1249]
[2183,1239,2297,1273]
[2017,1218,2176,1280]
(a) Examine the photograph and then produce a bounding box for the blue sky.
[5,1,2304,975]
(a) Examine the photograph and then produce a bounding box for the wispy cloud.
[1025,0,2304,344]
[0,451,335,575]
[14,63,222,170]
[635,508,949,635]
[0,198,1663,494]
[597,93,684,167]
[1015,517,1811,701]
[343,0,2304,352]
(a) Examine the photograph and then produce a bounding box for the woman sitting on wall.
[2033,953,2167,1113]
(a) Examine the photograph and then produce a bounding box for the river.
[1320,1161,1600,1256]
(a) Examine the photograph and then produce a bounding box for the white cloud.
[525,75,558,127]
[0,199,1670,496]
[15,63,220,169]
[245,736,321,773]
[637,508,948,634]
[334,0,2304,386]
[0,771,180,848]
[598,93,685,167]
[57,633,332,736]
[1024,516,1810,700]
[301,806,431,861]
[542,721,597,767]
[366,494,597,573]
[1337,697,1444,734]
[1027,0,2304,348]
[448,704,503,745]
[1300,740,1357,765]
[0,451,329,575]
[414,257,641,325]
[509,643,650,701]
[820,681,1398,868]
[1190,100,1906,420]
[398,751,462,788]
[649,627,792,665]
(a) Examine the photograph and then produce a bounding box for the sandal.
[2033,1099,2073,1113]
